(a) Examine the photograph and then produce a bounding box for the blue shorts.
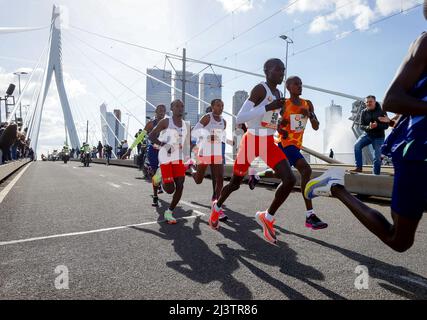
[146,145,159,170]
[277,144,304,167]
[391,158,427,220]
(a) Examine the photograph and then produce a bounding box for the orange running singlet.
[277,98,310,149]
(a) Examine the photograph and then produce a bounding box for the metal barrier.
[79,158,393,199]
[0,159,32,183]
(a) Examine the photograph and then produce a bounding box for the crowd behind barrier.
[0,122,34,166]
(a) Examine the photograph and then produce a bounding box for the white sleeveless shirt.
[158,117,188,164]
[246,82,282,136]
[198,112,225,157]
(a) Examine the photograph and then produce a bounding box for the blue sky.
[0,0,425,156]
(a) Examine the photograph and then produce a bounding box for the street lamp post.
[279,35,293,98]
[13,71,29,120]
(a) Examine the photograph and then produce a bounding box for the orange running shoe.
[209,200,221,230]
[255,211,277,244]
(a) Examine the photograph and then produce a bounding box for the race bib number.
[290,114,307,132]
[210,128,223,144]
[261,110,280,129]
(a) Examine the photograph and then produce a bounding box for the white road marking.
[0,212,205,247]
[0,163,32,204]
[99,174,106,177]
[107,182,121,188]
[122,182,133,186]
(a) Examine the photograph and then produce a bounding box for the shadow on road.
[132,198,343,299]
[279,228,427,300]
[131,198,252,299]
[216,207,345,300]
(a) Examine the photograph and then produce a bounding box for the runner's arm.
[236,84,285,124]
[191,114,210,141]
[383,33,427,115]
[307,100,319,130]
[148,119,169,147]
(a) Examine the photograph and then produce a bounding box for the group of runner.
[125,2,426,252]
[126,57,326,243]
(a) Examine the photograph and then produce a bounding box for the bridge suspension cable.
[63,37,141,143]
[66,31,236,118]
[7,37,50,123]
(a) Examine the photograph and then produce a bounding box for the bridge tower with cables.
[30,5,80,151]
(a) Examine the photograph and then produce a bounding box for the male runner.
[256,76,328,229]
[190,99,228,220]
[304,2,427,252]
[210,58,296,244]
[149,100,189,224]
[123,105,166,206]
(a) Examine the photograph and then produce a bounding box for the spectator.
[97,141,103,159]
[135,129,143,154]
[91,146,97,158]
[329,148,334,159]
[351,95,389,175]
[0,122,18,164]
[104,144,112,165]
[117,141,123,159]
[122,140,129,159]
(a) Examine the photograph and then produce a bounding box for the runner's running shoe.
[219,211,228,222]
[305,214,328,230]
[304,168,345,200]
[209,200,221,230]
[248,174,260,190]
[164,209,177,224]
[255,211,277,244]
[184,158,196,171]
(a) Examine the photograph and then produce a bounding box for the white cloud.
[353,4,376,30]
[215,0,254,12]
[288,0,421,35]
[288,0,337,13]
[309,15,338,33]
[376,0,421,16]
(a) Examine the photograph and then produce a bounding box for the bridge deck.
[0,161,425,300]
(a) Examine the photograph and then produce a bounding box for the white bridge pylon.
[31,5,80,151]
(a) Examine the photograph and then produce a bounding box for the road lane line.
[0,163,32,204]
[0,206,206,247]
[107,182,121,188]
[0,213,205,246]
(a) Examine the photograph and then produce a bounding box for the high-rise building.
[100,103,109,145]
[232,90,249,129]
[100,104,125,157]
[174,71,199,126]
[323,100,343,152]
[146,68,172,121]
[231,90,249,158]
[200,73,222,115]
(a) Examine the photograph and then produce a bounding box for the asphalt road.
[0,161,426,300]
